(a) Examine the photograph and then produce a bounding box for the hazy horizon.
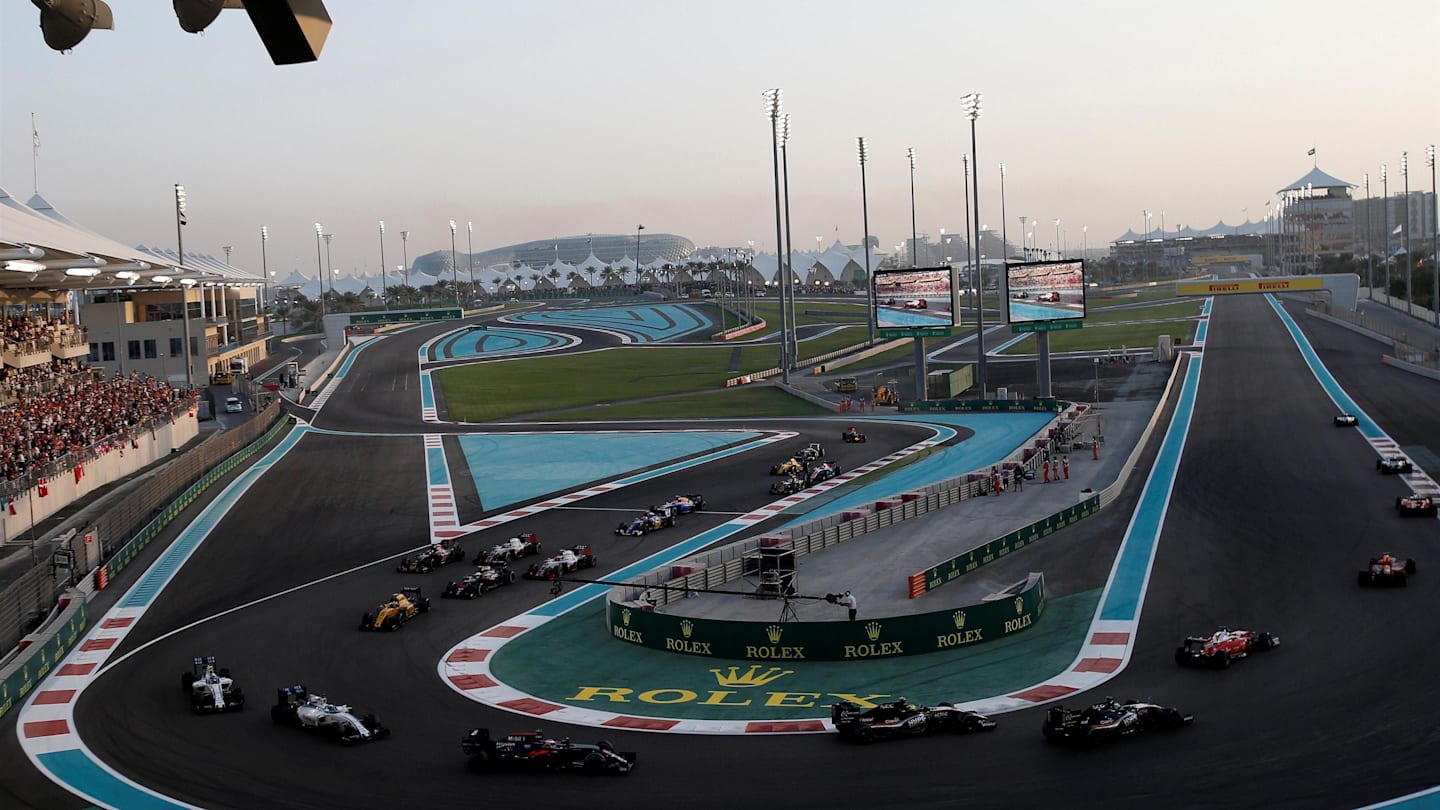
[2,0,1436,280]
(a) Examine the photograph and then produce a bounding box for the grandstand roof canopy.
[0,187,259,294]
[1278,166,1354,193]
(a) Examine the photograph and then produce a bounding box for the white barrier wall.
[0,414,200,544]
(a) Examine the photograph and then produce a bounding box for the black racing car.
[653,494,705,514]
[481,533,542,566]
[770,475,806,495]
[463,728,636,775]
[1378,456,1415,474]
[397,538,465,573]
[1358,554,1417,587]
[1396,495,1438,517]
[831,699,996,743]
[1334,413,1358,427]
[442,564,518,598]
[1042,698,1192,746]
[842,427,866,443]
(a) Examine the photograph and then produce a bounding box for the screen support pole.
[912,336,927,402]
[1037,330,1052,398]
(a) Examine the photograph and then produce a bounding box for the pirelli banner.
[909,495,1100,598]
[1177,277,1323,296]
[606,574,1044,661]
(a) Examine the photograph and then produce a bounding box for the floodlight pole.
[1382,165,1390,304]
[962,92,986,397]
[1402,152,1412,311]
[764,88,790,384]
[780,115,798,368]
[858,137,874,346]
[1363,174,1373,293]
[378,220,388,310]
[174,183,193,388]
[1428,145,1437,324]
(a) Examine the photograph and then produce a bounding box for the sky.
[2,0,1436,280]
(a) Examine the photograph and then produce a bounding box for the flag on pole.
[32,114,40,155]
[1393,224,1403,235]
[1307,147,1316,156]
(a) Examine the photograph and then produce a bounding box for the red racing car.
[1396,495,1437,517]
[1174,627,1279,668]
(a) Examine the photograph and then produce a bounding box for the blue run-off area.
[433,327,576,360]
[1010,302,1083,321]
[456,431,762,511]
[507,304,713,343]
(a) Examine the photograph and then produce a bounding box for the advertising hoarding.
[1005,260,1086,324]
[872,266,956,338]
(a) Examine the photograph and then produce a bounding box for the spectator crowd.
[0,357,195,483]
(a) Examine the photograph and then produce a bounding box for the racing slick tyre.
[1174,648,1188,667]
[467,751,492,773]
[385,616,401,631]
[229,688,245,709]
[419,598,432,613]
[507,570,517,584]
[1215,651,1231,669]
[583,753,608,774]
[467,589,479,600]
[852,726,876,745]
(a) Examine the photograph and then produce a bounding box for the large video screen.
[1005,260,1086,323]
[872,266,956,338]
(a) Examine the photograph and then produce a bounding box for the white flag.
[1392,224,1403,235]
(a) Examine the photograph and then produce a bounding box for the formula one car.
[181,656,245,714]
[654,493,705,514]
[442,564,518,598]
[615,510,675,536]
[1334,413,1359,427]
[462,728,636,775]
[481,533,542,565]
[771,457,805,477]
[525,545,597,579]
[1011,290,1029,299]
[1378,456,1414,474]
[396,538,466,573]
[1174,628,1279,668]
[807,461,841,484]
[1041,698,1192,746]
[271,685,389,745]
[796,442,826,462]
[831,699,996,743]
[842,427,866,443]
[1396,494,1438,517]
[903,299,927,309]
[770,474,806,495]
[1358,554,1417,587]
[359,586,430,631]
[1036,291,1060,303]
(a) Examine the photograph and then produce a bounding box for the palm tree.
[547,267,561,292]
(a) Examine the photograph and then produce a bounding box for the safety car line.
[16,422,315,810]
[1266,295,1440,500]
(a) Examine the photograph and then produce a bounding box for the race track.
[6,295,1440,809]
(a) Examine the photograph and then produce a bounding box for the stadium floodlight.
[907,147,918,270]
[449,220,460,306]
[33,0,114,51]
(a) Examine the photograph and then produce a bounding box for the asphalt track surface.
[7,295,1440,809]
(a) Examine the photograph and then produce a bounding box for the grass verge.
[533,385,834,421]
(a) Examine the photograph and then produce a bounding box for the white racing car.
[181,655,245,714]
[270,684,390,745]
